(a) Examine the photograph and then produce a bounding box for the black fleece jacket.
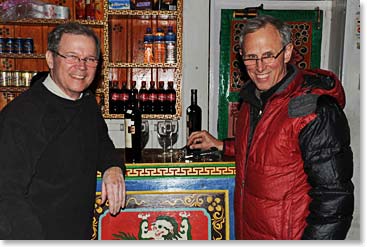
[0,76,125,239]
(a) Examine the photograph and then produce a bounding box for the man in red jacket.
[187,15,354,239]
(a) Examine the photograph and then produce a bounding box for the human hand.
[101,166,126,215]
[187,130,223,151]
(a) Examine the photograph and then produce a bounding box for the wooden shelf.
[1,18,104,26]
[0,54,45,59]
[107,10,178,16]
[0,86,29,93]
[108,63,178,68]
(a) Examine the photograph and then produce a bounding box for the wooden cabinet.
[102,0,183,119]
[0,0,183,119]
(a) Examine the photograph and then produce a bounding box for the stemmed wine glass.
[141,120,149,149]
[168,120,178,153]
[157,120,178,157]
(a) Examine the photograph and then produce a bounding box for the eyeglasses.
[52,51,99,68]
[242,45,287,67]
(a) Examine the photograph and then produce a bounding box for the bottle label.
[158,93,165,101]
[167,93,176,102]
[111,92,119,101]
[121,92,129,101]
[149,93,157,101]
[140,93,148,102]
[124,119,134,148]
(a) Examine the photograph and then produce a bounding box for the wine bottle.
[186,89,202,140]
[124,92,142,163]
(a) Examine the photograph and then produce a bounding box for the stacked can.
[0,71,36,87]
[0,37,34,54]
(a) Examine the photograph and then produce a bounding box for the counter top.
[117,148,235,164]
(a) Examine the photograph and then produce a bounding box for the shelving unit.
[0,0,183,118]
[102,0,183,119]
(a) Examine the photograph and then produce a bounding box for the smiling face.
[46,33,98,100]
[241,24,293,91]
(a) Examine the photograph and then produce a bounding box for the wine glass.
[157,120,178,156]
[168,120,178,153]
[141,120,149,149]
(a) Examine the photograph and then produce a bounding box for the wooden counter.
[92,149,236,240]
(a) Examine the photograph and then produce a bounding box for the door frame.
[208,0,333,137]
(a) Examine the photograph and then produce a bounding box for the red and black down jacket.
[224,65,354,240]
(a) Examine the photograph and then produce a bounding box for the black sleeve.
[299,95,354,240]
[95,102,126,176]
[0,111,44,239]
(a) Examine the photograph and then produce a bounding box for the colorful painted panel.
[99,208,210,240]
[93,162,236,240]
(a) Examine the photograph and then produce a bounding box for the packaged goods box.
[108,0,131,9]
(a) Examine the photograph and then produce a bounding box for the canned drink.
[0,37,6,53]
[13,38,23,54]
[5,37,14,53]
[14,71,21,86]
[6,71,14,86]
[22,38,34,54]
[0,71,7,86]
[23,72,32,86]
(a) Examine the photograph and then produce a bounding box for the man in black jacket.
[0,22,126,239]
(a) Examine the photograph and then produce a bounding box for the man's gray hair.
[47,22,101,58]
[239,15,291,51]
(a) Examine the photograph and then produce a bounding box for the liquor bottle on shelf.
[75,0,86,19]
[147,81,157,114]
[85,0,95,20]
[139,80,149,114]
[95,0,103,19]
[120,81,130,114]
[153,27,166,63]
[165,26,176,63]
[157,80,166,114]
[109,80,121,114]
[124,89,142,163]
[186,89,202,139]
[166,81,176,114]
[144,27,154,64]
[153,0,162,10]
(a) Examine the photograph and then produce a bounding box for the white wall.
[341,0,360,240]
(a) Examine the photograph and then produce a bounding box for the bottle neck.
[191,91,197,105]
